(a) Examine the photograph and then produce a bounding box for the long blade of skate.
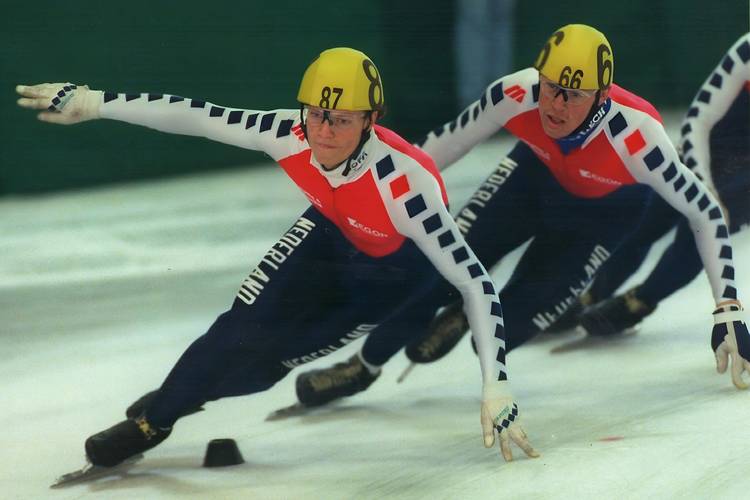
[265,402,311,421]
[550,328,636,354]
[396,362,416,383]
[50,454,143,489]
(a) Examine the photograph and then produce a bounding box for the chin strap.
[567,90,602,136]
[341,126,373,176]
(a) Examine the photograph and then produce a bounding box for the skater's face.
[304,106,376,169]
[537,74,610,139]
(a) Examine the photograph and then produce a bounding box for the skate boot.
[545,290,595,333]
[405,301,469,363]
[85,416,171,467]
[295,354,380,407]
[578,287,655,337]
[126,390,205,419]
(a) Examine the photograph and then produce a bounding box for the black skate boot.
[545,290,595,333]
[295,354,380,407]
[578,287,656,337]
[126,390,205,419]
[405,301,469,363]
[85,416,171,467]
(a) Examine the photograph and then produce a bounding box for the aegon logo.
[579,169,622,186]
[347,217,388,238]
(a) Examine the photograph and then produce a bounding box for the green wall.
[0,1,745,194]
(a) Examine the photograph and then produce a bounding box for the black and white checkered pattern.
[494,403,518,431]
[47,84,77,112]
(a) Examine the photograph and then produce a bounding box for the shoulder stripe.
[624,130,646,155]
[721,54,735,74]
[422,213,443,233]
[737,40,750,63]
[437,229,456,248]
[404,194,427,217]
[467,263,482,278]
[227,110,243,124]
[662,162,677,181]
[697,194,711,211]
[673,174,687,191]
[389,175,410,199]
[245,113,258,129]
[643,147,665,170]
[607,112,627,137]
[490,81,504,105]
[452,246,469,263]
[376,155,395,179]
[684,183,699,202]
[276,119,294,138]
[259,113,276,132]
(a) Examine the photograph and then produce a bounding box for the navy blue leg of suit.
[586,196,680,301]
[361,141,652,364]
[145,207,440,428]
[637,170,750,307]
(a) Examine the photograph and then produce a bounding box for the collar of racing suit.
[555,97,612,155]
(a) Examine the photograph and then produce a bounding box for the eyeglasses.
[539,78,597,105]
[302,106,368,131]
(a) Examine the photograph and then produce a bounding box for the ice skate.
[406,301,469,363]
[543,290,595,334]
[267,354,379,420]
[50,454,143,488]
[396,301,469,382]
[85,416,172,468]
[578,287,655,337]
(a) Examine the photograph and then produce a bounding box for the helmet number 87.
[320,87,343,109]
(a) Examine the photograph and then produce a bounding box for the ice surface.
[2,125,749,499]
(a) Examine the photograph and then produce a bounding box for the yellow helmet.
[534,24,613,90]
[297,47,384,111]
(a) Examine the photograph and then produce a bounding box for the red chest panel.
[278,149,404,257]
[505,110,636,198]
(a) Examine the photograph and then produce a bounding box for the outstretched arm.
[414,68,539,171]
[16,82,300,160]
[621,115,750,389]
[381,162,538,461]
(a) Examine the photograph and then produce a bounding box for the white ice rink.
[2,127,750,499]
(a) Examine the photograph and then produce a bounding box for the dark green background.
[1,1,745,194]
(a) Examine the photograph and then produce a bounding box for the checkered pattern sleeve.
[610,108,739,304]
[678,33,750,193]
[98,92,301,161]
[414,68,539,171]
[375,152,509,384]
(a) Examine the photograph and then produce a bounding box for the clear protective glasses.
[302,106,368,131]
[539,76,597,105]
